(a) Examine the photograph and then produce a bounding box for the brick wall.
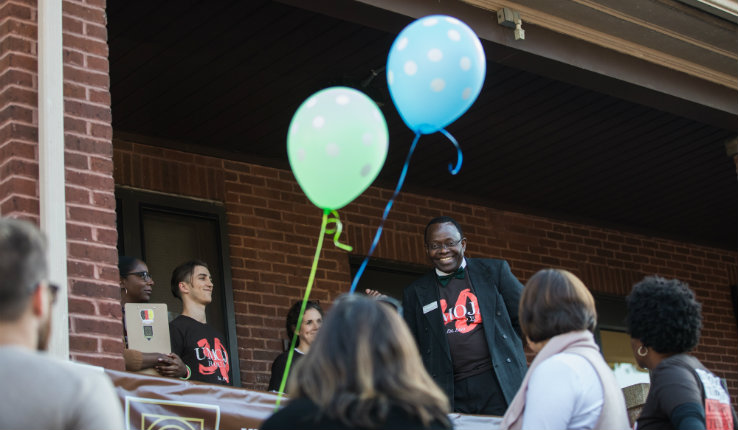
[113,140,738,404]
[63,0,121,370]
[0,0,39,224]
[0,0,122,369]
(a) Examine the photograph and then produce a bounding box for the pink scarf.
[499,330,630,430]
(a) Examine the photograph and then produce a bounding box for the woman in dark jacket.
[626,276,736,430]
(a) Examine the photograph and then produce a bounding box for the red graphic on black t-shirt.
[195,337,230,383]
[440,288,482,334]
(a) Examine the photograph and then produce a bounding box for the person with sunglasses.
[0,217,124,429]
[402,216,527,416]
[119,256,187,378]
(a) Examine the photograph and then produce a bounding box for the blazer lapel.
[416,272,452,363]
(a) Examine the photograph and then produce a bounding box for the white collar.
[435,258,467,277]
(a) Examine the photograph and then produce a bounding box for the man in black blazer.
[402,216,527,416]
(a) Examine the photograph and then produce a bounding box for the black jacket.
[402,258,527,409]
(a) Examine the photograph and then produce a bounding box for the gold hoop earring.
[637,345,648,357]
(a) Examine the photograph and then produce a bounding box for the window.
[595,294,649,388]
[116,187,241,386]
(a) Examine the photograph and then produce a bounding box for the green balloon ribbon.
[326,210,353,252]
[274,209,351,410]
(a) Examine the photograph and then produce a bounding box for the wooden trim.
[462,0,737,89]
[352,0,737,126]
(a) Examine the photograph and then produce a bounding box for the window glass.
[142,209,223,332]
[600,329,650,388]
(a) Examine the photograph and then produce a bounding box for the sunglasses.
[49,283,60,303]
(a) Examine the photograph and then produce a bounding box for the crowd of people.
[0,215,735,430]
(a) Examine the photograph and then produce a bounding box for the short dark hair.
[424,216,464,243]
[0,218,48,321]
[170,259,209,299]
[285,300,323,347]
[519,269,597,343]
[626,276,702,354]
[118,255,141,279]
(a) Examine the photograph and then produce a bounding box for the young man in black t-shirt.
[169,260,232,385]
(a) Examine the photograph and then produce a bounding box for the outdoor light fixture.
[497,7,525,40]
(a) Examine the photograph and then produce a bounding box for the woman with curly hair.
[626,276,736,430]
[260,294,451,429]
[500,269,629,430]
[268,300,323,392]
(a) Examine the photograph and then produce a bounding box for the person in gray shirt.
[0,217,124,430]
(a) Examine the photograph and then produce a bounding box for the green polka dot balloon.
[288,87,389,210]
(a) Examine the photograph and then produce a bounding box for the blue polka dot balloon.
[387,15,486,135]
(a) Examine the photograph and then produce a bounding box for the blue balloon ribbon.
[349,130,463,293]
[440,128,463,175]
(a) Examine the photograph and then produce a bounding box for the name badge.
[423,301,438,314]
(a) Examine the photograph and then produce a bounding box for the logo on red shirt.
[195,337,230,383]
[440,288,482,334]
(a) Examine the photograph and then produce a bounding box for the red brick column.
[0,0,123,369]
[62,0,122,369]
[0,0,39,223]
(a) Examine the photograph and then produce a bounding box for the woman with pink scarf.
[499,269,629,430]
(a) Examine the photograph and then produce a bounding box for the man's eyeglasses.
[48,283,59,304]
[123,271,152,282]
[425,238,463,251]
[26,282,60,304]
